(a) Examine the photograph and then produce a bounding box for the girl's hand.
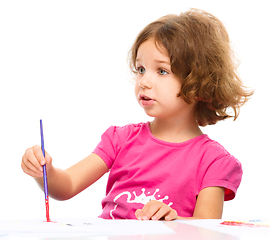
[21,145,52,178]
[135,200,178,221]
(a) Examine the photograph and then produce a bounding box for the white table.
[1,218,270,239]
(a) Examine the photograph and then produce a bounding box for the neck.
[150,117,203,143]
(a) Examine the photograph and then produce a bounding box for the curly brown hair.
[129,9,253,126]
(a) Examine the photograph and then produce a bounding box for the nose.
[139,73,151,89]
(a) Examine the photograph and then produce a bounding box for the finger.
[149,203,171,220]
[136,208,145,220]
[23,148,43,173]
[164,209,178,221]
[135,209,142,220]
[152,205,177,221]
[140,201,162,220]
[44,153,52,166]
[139,201,178,221]
[137,202,151,220]
[21,158,43,178]
[33,145,46,165]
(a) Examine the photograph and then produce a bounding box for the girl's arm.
[135,187,224,220]
[189,186,224,219]
[21,145,108,201]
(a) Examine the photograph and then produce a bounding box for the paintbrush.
[40,119,51,222]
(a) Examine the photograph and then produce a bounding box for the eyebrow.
[154,60,170,65]
[135,59,171,65]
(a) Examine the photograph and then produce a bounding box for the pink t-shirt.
[93,122,242,219]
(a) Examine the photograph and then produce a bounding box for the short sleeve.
[199,155,243,201]
[93,126,120,169]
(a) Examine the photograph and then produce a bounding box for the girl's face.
[135,38,195,121]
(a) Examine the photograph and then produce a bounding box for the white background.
[0,0,269,220]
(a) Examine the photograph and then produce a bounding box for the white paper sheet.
[0,218,175,238]
[178,219,270,237]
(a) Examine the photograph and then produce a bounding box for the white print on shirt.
[110,188,173,219]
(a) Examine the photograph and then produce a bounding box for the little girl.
[21,9,253,221]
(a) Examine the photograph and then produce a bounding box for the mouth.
[139,94,153,101]
[139,94,155,106]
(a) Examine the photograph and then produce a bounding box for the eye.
[158,69,168,75]
[137,67,146,74]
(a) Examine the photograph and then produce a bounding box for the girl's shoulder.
[108,122,147,133]
[101,122,148,142]
[199,136,241,168]
[201,136,231,156]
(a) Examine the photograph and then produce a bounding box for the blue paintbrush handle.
[43,165,48,199]
[40,119,48,200]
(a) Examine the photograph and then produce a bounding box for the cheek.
[134,82,140,98]
[171,81,182,97]
[165,84,181,99]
